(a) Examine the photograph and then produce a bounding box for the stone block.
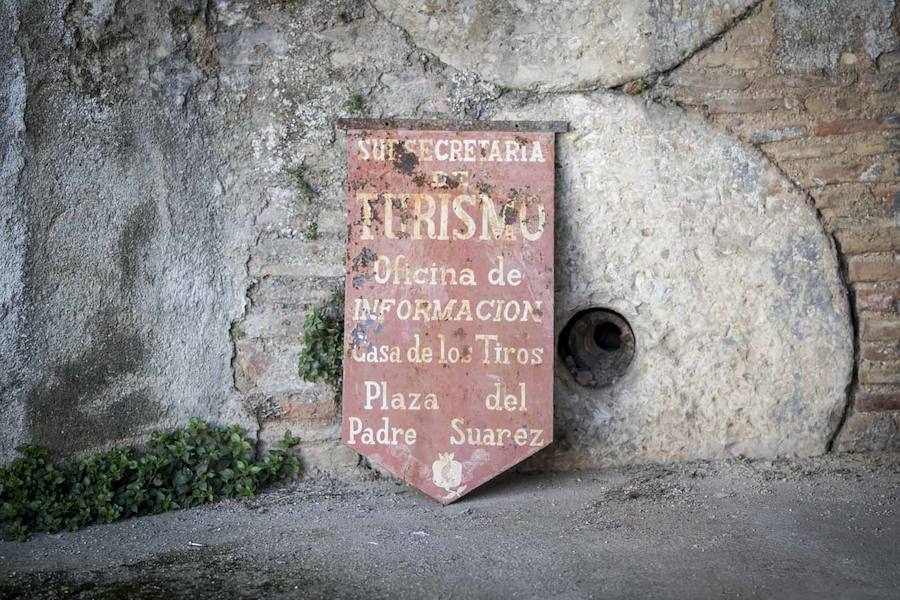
[860,318,900,341]
[856,389,900,412]
[493,92,851,466]
[773,0,898,72]
[235,337,327,395]
[299,440,363,477]
[849,257,900,283]
[249,238,344,278]
[835,227,900,254]
[859,361,900,384]
[374,0,757,90]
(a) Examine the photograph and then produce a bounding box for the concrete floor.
[1,454,898,599]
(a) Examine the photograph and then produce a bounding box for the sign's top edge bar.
[336,118,568,133]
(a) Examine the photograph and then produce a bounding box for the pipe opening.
[558,309,635,388]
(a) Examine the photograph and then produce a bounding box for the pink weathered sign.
[339,119,562,503]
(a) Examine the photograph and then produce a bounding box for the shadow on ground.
[2,454,898,599]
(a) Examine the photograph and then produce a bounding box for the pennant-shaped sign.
[339,119,563,503]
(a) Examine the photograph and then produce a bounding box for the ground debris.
[2,454,898,599]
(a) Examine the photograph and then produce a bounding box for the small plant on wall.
[343,93,365,114]
[283,162,314,200]
[297,286,345,391]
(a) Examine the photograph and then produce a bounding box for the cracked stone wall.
[654,0,900,452]
[0,0,895,472]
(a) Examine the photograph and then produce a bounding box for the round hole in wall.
[558,308,635,388]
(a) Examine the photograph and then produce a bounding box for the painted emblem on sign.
[339,119,561,503]
[432,452,466,500]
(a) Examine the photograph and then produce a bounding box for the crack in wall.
[230,189,269,393]
[365,0,504,119]
[369,0,765,95]
[633,0,765,94]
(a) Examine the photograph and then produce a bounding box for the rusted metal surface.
[341,124,557,503]
[337,118,568,133]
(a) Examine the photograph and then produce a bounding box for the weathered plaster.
[373,0,759,90]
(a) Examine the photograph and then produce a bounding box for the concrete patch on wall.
[0,0,29,458]
[773,0,898,72]
[493,93,853,467]
[373,0,757,91]
[0,0,256,460]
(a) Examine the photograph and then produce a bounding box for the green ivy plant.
[297,286,345,390]
[0,419,300,541]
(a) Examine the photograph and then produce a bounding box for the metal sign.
[339,118,562,503]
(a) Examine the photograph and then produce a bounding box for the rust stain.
[391,141,420,175]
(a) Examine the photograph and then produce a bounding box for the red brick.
[815,187,898,224]
[805,156,899,187]
[855,286,900,313]
[852,136,893,157]
[859,361,900,384]
[277,398,337,424]
[860,319,900,341]
[848,256,900,282]
[669,72,752,91]
[769,140,845,161]
[814,115,900,136]
[720,51,760,71]
[704,97,788,114]
[810,183,867,209]
[835,227,900,253]
[861,342,900,361]
[855,389,900,412]
[755,73,857,89]
[835,96,863,113]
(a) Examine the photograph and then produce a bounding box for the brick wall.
[233,173,359,474]
[657,0,900,449]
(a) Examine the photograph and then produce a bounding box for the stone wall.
[655,0,900,452]
[0,0,260,459]
[0,0,896,473]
